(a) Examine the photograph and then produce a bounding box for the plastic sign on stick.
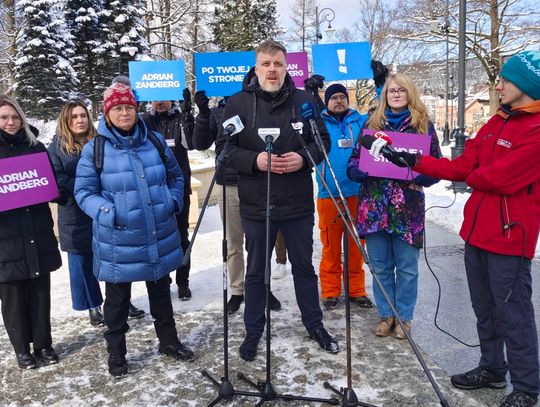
[129,60,186,101]
[312,42,372,81]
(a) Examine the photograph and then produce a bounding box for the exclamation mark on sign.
[337,49,347,74]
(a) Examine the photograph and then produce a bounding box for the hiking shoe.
[451,366,507,390]
[323,297,338,310]
[375,317,395,337]
[393,321,412,340]
[350,296,373,308]
[178,284,192,301]
[227,295,244,314]
[159,343,195,362]
[34,347,59,366]
[108,354,128,378]
[309,327,340,354]
[128,303,145,319]
[269,292,281,311]
[239,332,261,362]
[500,390,538,407]
[272,263,287,279]
[89,307,105,327]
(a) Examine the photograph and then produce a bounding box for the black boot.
[178,284,192,301]
[269,292,281,311]
[34,347,59,366]
[158,342,195,362]
[309,327,340,354]
[128,303,145,319]
[227,295,244,314]
[108,354,128,378]
[89,307,105,327]
[16,352,37,370]
[239,332,261,362]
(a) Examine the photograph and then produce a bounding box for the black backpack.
[93,132,174,180]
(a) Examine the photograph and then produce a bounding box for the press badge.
[338,138,353,148]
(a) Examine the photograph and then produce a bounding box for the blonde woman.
[347,73,442,339]
[48,101,144,328]
[0,95,61,369]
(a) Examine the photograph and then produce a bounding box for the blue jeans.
[67,253,103,311]
[365,231,419,321]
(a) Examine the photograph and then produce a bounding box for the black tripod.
[182,135,261,405]
[305,126,449,407]
[236,132,339,406]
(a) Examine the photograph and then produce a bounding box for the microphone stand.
[236,135,339,406]
[307,127,450,407]
[185,134,260,405]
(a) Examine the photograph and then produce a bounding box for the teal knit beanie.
[500,51,540,100]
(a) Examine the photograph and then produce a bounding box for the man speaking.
[216,40,338,361]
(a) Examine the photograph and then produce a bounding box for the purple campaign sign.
[286,52,309,89]
[0,152,59,212]
[358,129,432,180]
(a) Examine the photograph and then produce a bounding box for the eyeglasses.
[0,115,21,123]
[110,105,136,114]
[387,88,407,96]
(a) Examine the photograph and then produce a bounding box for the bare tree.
[0,0,17,93]
[287,0,318,51]
[395,0,540,113]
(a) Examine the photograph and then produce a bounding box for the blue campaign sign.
[194,51,255,97]
[128,60,185,101]
[312,42,372,81]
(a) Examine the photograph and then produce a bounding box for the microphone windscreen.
[360,134,377,150]
[299,102,317,121]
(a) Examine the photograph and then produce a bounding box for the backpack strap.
[148,131,176,181]
[93,135,105,173]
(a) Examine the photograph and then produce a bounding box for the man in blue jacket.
[316,84,373,310]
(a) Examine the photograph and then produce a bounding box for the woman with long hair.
[49,101,145,327]
[74,83,194,377]
[0,95,62,369]
[347,73,442,339]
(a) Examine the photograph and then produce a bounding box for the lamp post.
[441,0,451,146]
[315,7,336,44]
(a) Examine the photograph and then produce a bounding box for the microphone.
[299,102,323,152]
[222,115,244,137]
[258,128,280,144]
[360,133,407,165]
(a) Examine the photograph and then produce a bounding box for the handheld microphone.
[360,133,407,164]
[222,115,244,137]
[299,102,323,152]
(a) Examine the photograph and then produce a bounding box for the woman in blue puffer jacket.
[75,83,195,377]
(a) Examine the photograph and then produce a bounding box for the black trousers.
[465,243,539,395]
[103,276,179,355]
[0,274,52,354]
[175,193,191,287]
[242,214,323,336]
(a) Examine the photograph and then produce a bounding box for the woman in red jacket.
[387,51,540,407]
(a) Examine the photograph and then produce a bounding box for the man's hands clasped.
[256,152,304,174]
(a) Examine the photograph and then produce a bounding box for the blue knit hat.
[324,83,349,106]
[500,51,540,100]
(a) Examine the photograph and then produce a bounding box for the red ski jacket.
[414,101,540,259]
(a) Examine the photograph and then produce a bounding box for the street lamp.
[441,3,451,146]
[315,7,336,44]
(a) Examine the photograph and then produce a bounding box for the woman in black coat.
[0,95,62,369]
[48,100,145,327]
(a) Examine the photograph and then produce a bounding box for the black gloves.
[387,151,418,168]
[52,187,71,206]
[181,87,192,113]
[304,74,325,97]
[371,60,389,88]
[347,167,369,182]
[194,90,210,116]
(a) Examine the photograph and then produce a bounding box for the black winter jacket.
[48,135,92,253]
[193,104,240,186]
[141,105,193,193]
[0,129,62,283]
[216,69,330,221]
